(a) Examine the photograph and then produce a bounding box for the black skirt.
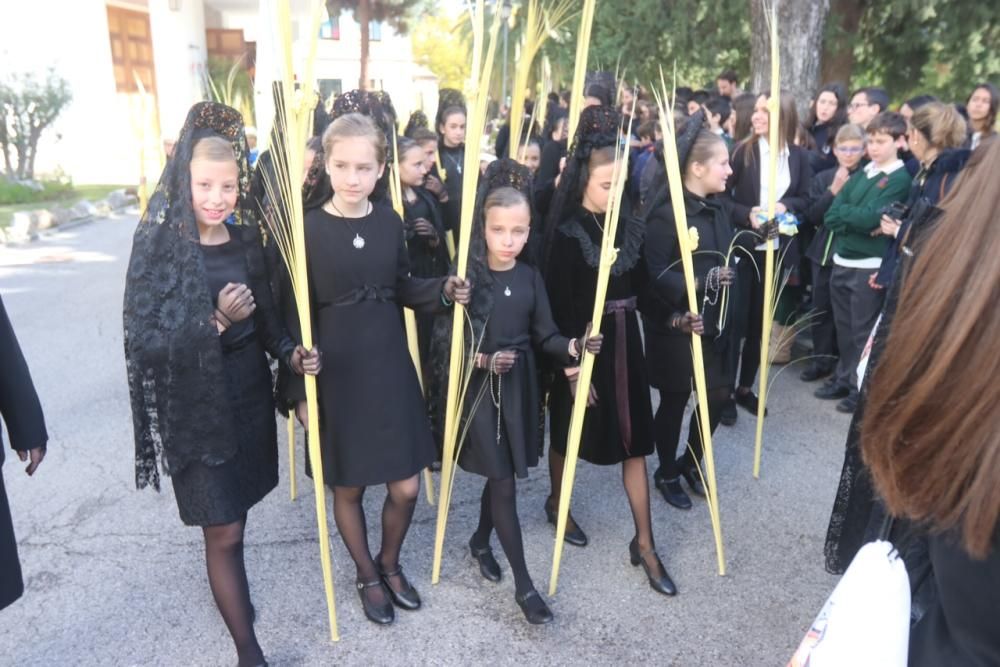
[0,471,24,611]
[171,339,278,526]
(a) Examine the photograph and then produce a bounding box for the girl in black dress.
[644,116,740,511]
[291,113,469,626]
[437,102,468,240]
[431,160,602,625]
[543,105,676,597]
[124,103,320,667]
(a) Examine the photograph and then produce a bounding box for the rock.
[51,207,75,225]
[75,199,99,217]
[93,200,111,217]
[69,202,91,220]
[107,189,137,210]
[8,211,39,242]
[35,210,57,230]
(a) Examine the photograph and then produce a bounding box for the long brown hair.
[862,139,1000,558]
[740,91,798,167]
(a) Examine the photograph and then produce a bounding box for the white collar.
[759,138,789,158]
[864,159,905,178]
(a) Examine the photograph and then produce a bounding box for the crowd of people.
[3,63,994,667]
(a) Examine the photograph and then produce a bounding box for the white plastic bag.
[788,540,910,667]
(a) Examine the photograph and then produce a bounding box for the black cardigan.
[0,295,48,463]
[724,140,812,229]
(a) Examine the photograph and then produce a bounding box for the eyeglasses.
[848,102,870,111]
[835,146,864,154]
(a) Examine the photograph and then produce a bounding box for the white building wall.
[149,0,209,140]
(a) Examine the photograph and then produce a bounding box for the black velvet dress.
[302,203,444,488]
[546,211,655,465]
[171,230,296,526]
[458,263,572,480]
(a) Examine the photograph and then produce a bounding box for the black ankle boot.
[629,537,677,597]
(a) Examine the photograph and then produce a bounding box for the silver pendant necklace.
[329,199,371,249]
[504,285,511,297]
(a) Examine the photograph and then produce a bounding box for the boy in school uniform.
[816,111,911,413]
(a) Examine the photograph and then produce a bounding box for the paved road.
[0,215,849,666]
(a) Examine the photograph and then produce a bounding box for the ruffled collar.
[558,206,645,275]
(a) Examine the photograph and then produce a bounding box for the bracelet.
[440,291,453,307]
[215,309,232,328]
[568,338,580,360]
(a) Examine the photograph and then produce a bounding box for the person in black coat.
[722,92,812,423]
[0,294,48,612]
[799,123,866,382]
[804,83,848,175]
[643,117,742,510]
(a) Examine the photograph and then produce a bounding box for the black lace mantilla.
[124,102,254,491]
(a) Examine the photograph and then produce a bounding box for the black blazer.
[724,140,812,229]
[0,295,48,465]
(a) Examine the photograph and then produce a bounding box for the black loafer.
[719,398,737,426]
[653,472,692,510]
[734,389,767,416]
[800,364,833,382]
[469,538,502,583]
[814,382,850,400]
[356,578,394,624]
[544,498,588,547]
[515,589,554,625]
[679,463,706,497]
[377,559,421,611]
[836,394,859,414]
[629,537,677,596]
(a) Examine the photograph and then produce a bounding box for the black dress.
[0,295,49,610]
[458,263,572,480]
[402,187,451,367]
[643,192,739,392]
[170,232,294,527]
[546,211,655,465]
[302,203,444,488]
[439,143,465,239]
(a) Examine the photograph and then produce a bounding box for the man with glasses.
[847,87,890,128]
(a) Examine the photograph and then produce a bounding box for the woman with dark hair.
[729,92,758,144]
[899,94,937,123]
[860,139,1000,665]
[721,91,812,424]
[805,83,848,173]
[966,82,998,150]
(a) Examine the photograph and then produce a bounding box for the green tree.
[0,69,72,180]
[325,0,434,90]
[412,14,472,90]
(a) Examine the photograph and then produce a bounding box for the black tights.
[333,475,419,604]
[202,516,263,667]
[471,477,533,595]
[653,387,729,480]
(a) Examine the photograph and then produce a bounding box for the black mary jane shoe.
[515,588,554,625]
[678,462,707,498]
[377,560,422,611]
[653,472,693,510]
[469,538,502,583]
[356,578,395,625]
[544,498,588,547]
[719,398,738,426]
[734,389,768,416]
[629,537,677,597]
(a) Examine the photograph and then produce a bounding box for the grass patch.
[0,184,128,228]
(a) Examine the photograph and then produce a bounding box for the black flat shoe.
[800,364,833,382]
[836,394,859,414]
[678,462,706,497]
[377,560,421,611]
[719,398,738,426]
[544,498,588,547]
[629,537,677,596]
[356,578,394,624]
[653,472,692,510]
[814,382,850,400]
[469,538,502,583]
[734,389,768,416]
[515,589,554,625]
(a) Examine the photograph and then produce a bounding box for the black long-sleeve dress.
[301,203,445,488]
[402,186,451,367]
[170,228,297,527]
[546,210,654,465]
[458,263,573,480]
[0,295,49,611]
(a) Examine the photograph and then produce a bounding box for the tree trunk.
[751,0,831,118]
[358,0,371,90]
[820,0,865,90]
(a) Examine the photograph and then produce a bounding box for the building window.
[369,21,382,41]
[318,79,343,104]
[320,16,340,40]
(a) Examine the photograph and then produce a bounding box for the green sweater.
[824,165,912,261]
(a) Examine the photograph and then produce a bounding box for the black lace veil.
[123,102,253,490]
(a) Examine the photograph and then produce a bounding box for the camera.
[879,201,910,221]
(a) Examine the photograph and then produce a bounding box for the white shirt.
[755,138,791,250]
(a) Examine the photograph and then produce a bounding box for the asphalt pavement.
[0,215,850,666]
